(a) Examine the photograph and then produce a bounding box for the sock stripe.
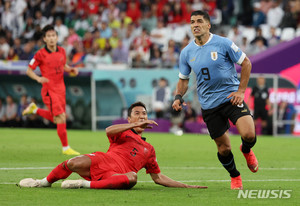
[217,152,240,177]
[221,158,234,167]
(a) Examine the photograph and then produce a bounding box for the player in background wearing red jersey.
[22,25,80,155]
[19,102,207,189]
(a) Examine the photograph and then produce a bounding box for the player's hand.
[172,99,186,111]
[136,120,158,129]
[69,67,79,76]
[37,77,49,84]
[227,91,244,106]
[186,185,208,189]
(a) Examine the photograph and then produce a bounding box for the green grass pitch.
[0,128,299,205]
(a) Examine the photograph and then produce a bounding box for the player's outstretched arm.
[106,120,158,137]
[26,67,49,84]
[150,173,207,189]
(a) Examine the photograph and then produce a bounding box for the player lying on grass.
[19,102,207,189]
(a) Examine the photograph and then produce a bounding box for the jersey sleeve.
[178,48,191,79]
[107,132,124,144]
[145,146,161,174]
[223,38,246,65]
[28,51,42,70]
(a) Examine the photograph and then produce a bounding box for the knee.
[54,113,66,124]
[126,172,137,188]
[66,159,77,171]
[218,145,231,156]
[242,132,256,142]
[66,157,83,171]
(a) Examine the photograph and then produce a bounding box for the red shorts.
[85,152,120,181]
[41,88,65,116]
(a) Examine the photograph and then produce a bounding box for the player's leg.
[37,108,54,122]
[214,133,242,190]
[236,115,256,151]
[50,91,80,155]
[236,115,259,173]
[89,172,137,189]
[23,89,54,121]
[54,113,80,155]
[228,102,258,173]
[62,154,137,189]
[202,105,242,189]
[66,155,91,177]
[18,159,75,188]
[54,113,68,147]
[61,172,137,189]
[23,102,54,122]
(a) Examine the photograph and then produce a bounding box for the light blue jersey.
[179,34,246,110]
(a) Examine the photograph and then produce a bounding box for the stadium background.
[1,0,300,135]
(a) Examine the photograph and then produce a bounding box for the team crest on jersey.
[211,52,218,61]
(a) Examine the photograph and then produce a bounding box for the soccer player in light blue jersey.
[172,10,258,190]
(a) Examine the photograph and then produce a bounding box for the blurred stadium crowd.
[1,0,300,69]
[0,94,74,128]
[1,0,300,134]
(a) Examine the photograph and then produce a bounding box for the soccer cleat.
[240,144,259,173]
[22,102,38,116]
[18,178,45,188]
[231,175,243,190]
[61,180,84,189]
[62,148,80,155]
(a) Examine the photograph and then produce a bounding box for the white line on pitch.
[2,179,300,185]
[138,179,300,183]
[0,166,299,170]
[162,167,300,170]
[0,167,53,170]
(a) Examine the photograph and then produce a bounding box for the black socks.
[217,151,240,177]
[241,136,257,153]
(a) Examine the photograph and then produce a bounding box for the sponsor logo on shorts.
[241,109,248,113]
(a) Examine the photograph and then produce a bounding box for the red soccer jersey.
[106,129,161,174]
[28,46,67,93]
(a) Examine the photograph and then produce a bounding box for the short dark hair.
[42,25,57,37]
[127,102,147,117]
[159,77,167,82]
[191,10,210,23]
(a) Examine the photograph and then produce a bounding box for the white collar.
[193,33,213,47]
